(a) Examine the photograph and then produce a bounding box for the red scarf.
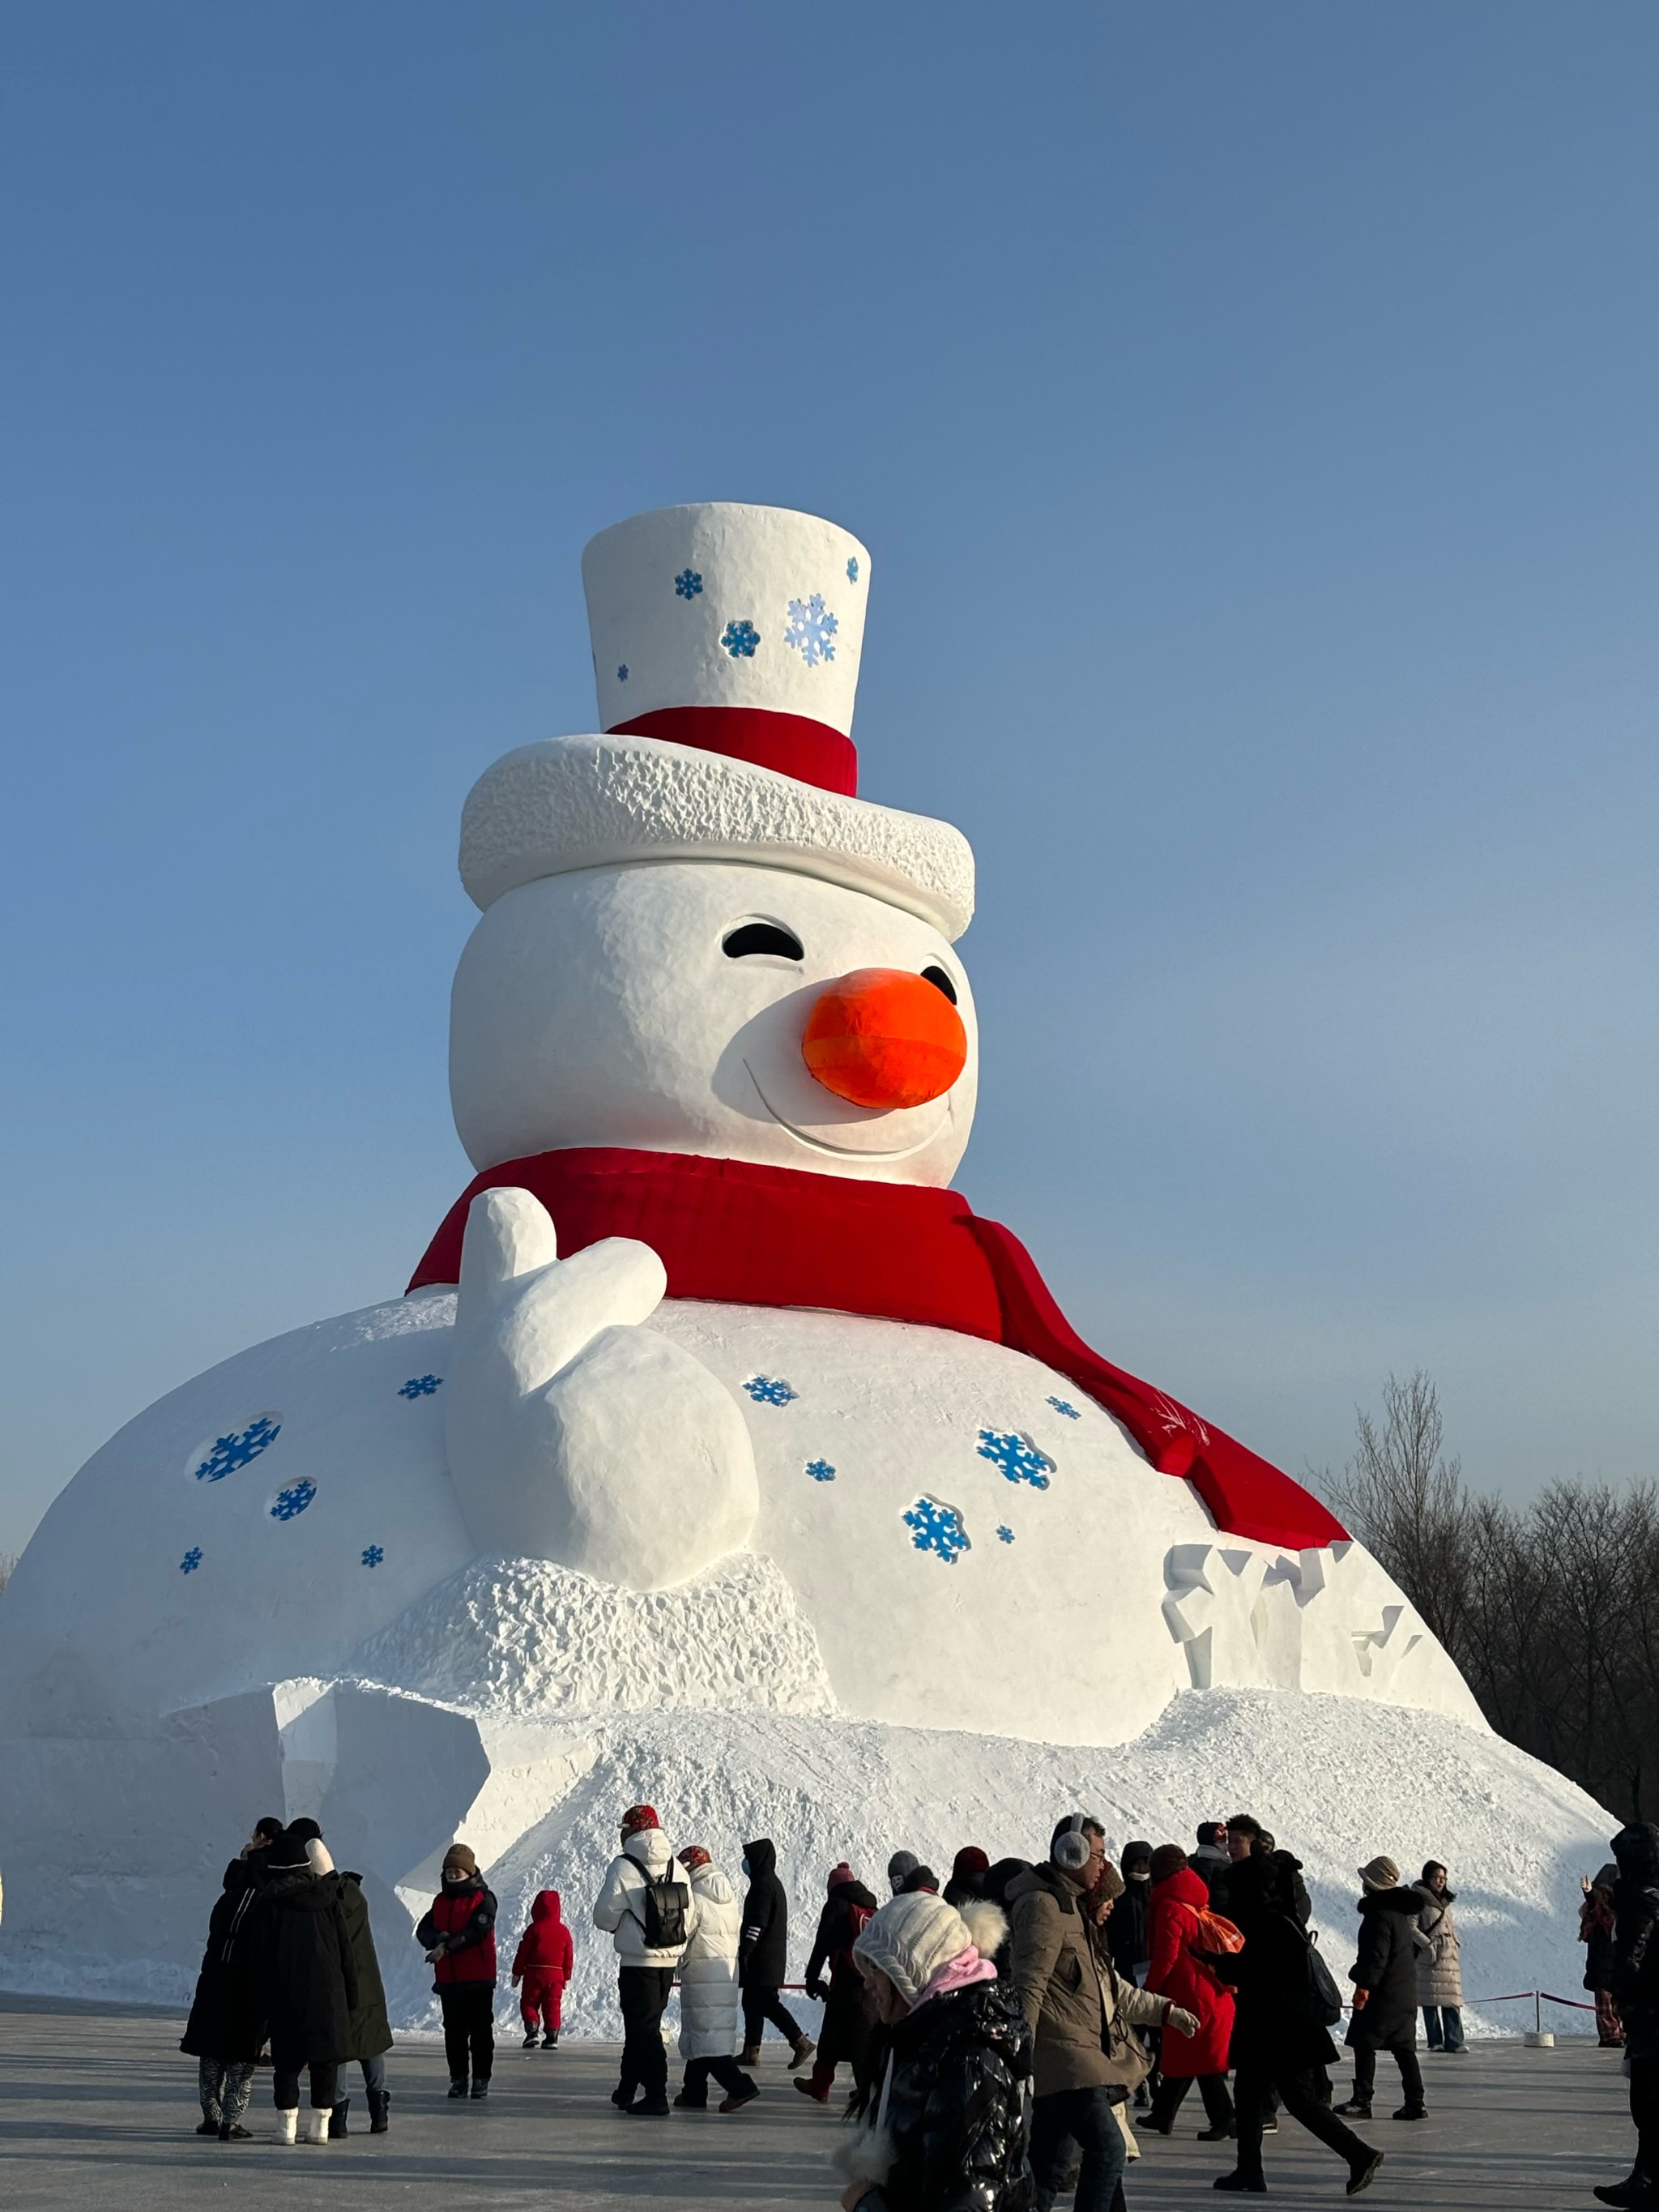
[410,1147,1343,1552]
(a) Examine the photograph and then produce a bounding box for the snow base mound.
[0,1681,1610,2042]
[351,1550,837,1718]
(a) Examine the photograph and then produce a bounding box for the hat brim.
[460,732,975,942]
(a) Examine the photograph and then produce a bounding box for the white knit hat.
[852,1890,975,2006]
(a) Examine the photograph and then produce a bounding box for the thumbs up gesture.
[443,1187,757,1588]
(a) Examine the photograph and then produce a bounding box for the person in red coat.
[511,1890,574,2050]
[1145,1843,1237,2139]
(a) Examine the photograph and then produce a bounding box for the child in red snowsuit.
[510,1890,573,2048]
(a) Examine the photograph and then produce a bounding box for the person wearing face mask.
[738,1838,815,2070]
[1105,1843,1157,2112]
[1009,1826,1199,2212]
[416,1843,498,2103]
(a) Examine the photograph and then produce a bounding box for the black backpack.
[1282,1912,1344,2027]
[629,1862,689,1951]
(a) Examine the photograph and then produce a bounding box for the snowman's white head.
[450,858,977,1186]
[449,502,979,1186]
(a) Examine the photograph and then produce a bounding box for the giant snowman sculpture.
[0,506,1612,2031]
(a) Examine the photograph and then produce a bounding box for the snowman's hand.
[454,1186,666,1395]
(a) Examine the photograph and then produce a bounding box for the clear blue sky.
[4,2,1657,1553]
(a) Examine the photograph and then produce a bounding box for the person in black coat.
[837,1890,1034,2212]
[335,1870,394,2136]
[738,1837,813,2069]
[179,1816,284,2138]
[1335,1857,1427,2122]
[1596,1821,1659,2210]
[254,1827,360,2142]
[1200,1849,1384,2196]
[802,1864,880,2102]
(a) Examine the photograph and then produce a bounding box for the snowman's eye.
[723,922,804,961]
[922,964,959,1005]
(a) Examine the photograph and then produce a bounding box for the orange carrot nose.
[801,968,968,1109]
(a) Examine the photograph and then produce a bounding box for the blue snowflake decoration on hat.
[361,1544,385,1568]
[743,1374,797,1407]
[784,594,838,667]
[977,1429,1055,1489]
[722,618,760,658]
[399,1375,442,1399]
[846,557,859,583]
[180,1547,203,1574]
[194,1416,281,1483]
[904,1496,970,1565]
[675,568,703,600]
[269,1480,317,1523]
[1047,1397,1081,1420]
[805,1458,836,1484]
[616,664,629,681]
[996,1525,1016,1544]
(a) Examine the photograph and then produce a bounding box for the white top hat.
[458,502,975,940]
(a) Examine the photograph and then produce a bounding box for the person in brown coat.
[1008,1830,1197,2212]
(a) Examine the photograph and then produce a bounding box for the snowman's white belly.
[0,1287,1479,1752]
[0,1288,471,1736]
[649,1300,1205,1742]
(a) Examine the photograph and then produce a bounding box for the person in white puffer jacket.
[674,1847,761,2114]
[592,1803,700,2116]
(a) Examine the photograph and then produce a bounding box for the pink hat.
[827,1861,855,1893]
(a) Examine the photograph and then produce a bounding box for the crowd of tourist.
[177,1804,1659,2207]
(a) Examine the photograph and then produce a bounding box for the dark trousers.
[1422,2004,1464,2052]
[741,1986,804,2048]
[273,2061,338,2109]
[618,1966,675,2101]
[682,2054,756,2103]
[1352,2037,1423,2107]
[1631,2052,1659,2180]
[1030,2084,1128,2212]
[440,1983,495,2083]
[1150,2069,1235,2130]
[1235,2064,1370,2180]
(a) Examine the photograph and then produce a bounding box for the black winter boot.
[1213,2173,1267,2193]
[367,2089,390,2134]
[448,2077,469,2099]
[329,2099,350,2138]
[1594,2181,1659,2209]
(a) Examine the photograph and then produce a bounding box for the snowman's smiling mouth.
[742,1060,953,1159]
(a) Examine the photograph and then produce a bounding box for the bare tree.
[1316,1371,1473,1653]
[1316,1374,1659,1821]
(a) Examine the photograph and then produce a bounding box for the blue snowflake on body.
[904,1496,970,1565]
[399,1375,442,1399]
[805,1458,836,1484]
[269,1480,317,1523]
[361,1544,385,1568]
[977,1428,1055,1489]
[1047,1396,1081,1420]
[743,1375,797,1407]
[180,1547,203,1574]
[194,1416,281,1483]
[675,568,703,599]
[616,664,629,681]
[996,1525,1016,1544]
[784,593,838,667]
[722,618,760,658]
[846,557,859,583]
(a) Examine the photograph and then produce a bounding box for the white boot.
[276,2108,298,2146]
[305,2107,332,2144]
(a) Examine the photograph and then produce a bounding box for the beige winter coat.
[1007,1864,1171,2099]
[1413,1883,1463,2006]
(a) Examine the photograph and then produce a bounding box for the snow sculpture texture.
[0,502,1613,2023]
